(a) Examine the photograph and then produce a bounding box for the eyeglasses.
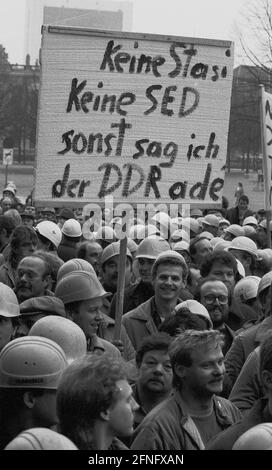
[204,294,228,305]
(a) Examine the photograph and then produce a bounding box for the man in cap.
[39,207,57,223]
[201,214,219,237]
[109,237,170,318]
[131,330,241,450]
[100,241,133,301]
[56,207,74,229]
[190,208,203,219]
[55,259,135,363]
[0,283,20,351]
[189,234,213,269]
[0,336,67,449]
[227,236,258,276]
[55,270,121,357]
[207,334,272,449]
[222,224,245,241]
[122,251,188,351]
[35,221,62,252]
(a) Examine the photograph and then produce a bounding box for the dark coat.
[226,206,253,225]
[131,391,241,450]
[207,398,271,450]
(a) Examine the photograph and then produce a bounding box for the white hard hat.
[62,219,82,238]
[5,428,78,450]
[258,249,272,268]
[258,271,272,296]
[233,276,261,302]
[172,241,190,253]
[210,237,223,247]
[136,237,170,259]
[0,282,20,318]
[233,423,272,450]
[170,229,190,244]
[202,214,219,228]
[36,221,62,248]
[243,225,256,236]
[242,216,258,227]
[259,219,272,230]
[213,240,232,253]
[182,217,200,235]
[228,236,258,257]
[219,218,230,226]
[225,224,245,237]
[29,316,87,365]
[175,300,213,328]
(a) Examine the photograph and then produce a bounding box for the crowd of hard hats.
[1,188,272,450]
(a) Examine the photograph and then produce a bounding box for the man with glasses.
[199,279,234,355]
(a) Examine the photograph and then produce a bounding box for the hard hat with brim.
[136,237,170,260]
[55,270,108,304]
[227,236,258,258]
[5,428,78,450]
[0,283,20,318]
[0,336,67,389]
[234,276,261,301]
[35,221,62,248]
[219,218,230,226]
[257,271,272,296]
[62,219,82,237]
[182,217,200,235]
[232,423,272,450]
[170,229,190,243]
[175,300,213,328]
[57,258,95,282]
[225,225,245,237]
[172,241,190,253]
[243,216,258,227]
[202,214,219,228]
[29,316,87,365]
[101,241,132,266]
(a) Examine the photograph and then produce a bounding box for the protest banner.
[260,84,272,248]
[34,25,234,208]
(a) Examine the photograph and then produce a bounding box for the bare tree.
[237,0,272,74]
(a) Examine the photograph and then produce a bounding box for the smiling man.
[199,279,234,355]
[55,270,121,358]
[131,329,241,450]
[122,251,188,351]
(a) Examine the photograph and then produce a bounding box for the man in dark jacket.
[131,329,241,450]
[207,333,272,449]
[226,195,253,226]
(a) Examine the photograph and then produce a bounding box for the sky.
[0,0,250,65]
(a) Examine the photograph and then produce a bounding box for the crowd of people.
[1,180,272,450]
